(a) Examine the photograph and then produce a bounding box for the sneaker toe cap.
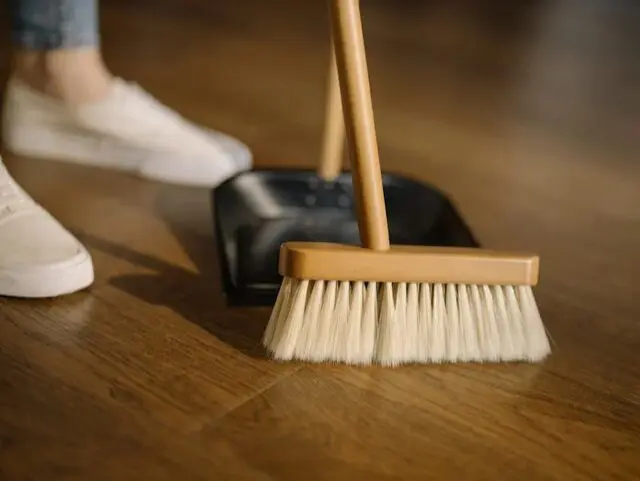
[203,129,253,171]
[0,211,89,270]
[138,150,243,187]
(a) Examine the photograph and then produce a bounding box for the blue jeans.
[9,0,99,50]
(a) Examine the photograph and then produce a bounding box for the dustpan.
[212,51,478,306]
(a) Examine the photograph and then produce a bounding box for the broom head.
[263,242,551,366]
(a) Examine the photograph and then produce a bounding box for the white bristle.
[294,279,324,358]
[263,277,293,347]
[405,283,420,361]
[505,286,528,359]
[429,284,446,362]
[360,282,377,360]
[493,285,521,360]
[518,285,551,361]
[271,279,309,359]
[469,285,486,357]
[263,278,552,365]
[458,284,480,361]
[481,285,502,361]
[416,283,431,359]
[315,280,338,361]
[445,283,460,362]
[395,283,409,358]
[344,281,364,364]
[333,281,351,361]
[375,282,401,366]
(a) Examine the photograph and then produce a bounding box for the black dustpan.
[213,169,479,306]
[212,54,478,306]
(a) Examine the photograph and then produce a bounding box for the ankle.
[12,48,113,105]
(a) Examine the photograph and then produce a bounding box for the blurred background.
[2,0,637,172]
[2,0,635,287]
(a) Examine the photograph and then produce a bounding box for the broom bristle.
[263,278,551,366]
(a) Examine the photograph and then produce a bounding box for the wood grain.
[1,0,639,480]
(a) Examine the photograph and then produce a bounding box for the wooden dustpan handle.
[318,49,344,181]
[329,0,390,251]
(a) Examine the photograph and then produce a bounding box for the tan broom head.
[279,242,539,287]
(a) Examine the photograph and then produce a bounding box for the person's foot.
[2,77,253,187]
[0,158,94,298]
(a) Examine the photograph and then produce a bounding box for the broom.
[263,0,551,366]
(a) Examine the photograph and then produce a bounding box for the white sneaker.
[0,159,94,298]
[2,77,253,187]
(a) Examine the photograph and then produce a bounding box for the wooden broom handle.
[329,0,390,251]
[317,49,344,181]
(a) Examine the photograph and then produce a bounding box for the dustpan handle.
[329,0,390,251]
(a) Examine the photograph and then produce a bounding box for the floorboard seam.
[187,365,305,433]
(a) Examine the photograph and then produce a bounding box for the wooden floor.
[1,0,639,479]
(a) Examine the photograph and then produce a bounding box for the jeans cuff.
[11,30,99,50]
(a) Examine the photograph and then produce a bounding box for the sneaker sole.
[5,124,146,171]
[0,249,94,299]
[5,124,253,187]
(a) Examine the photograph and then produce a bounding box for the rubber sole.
[4,124,253,187]
[0,249,95,299]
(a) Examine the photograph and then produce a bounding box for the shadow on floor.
[77,187,270,358]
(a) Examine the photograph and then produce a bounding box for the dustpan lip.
[212,166,449,197]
